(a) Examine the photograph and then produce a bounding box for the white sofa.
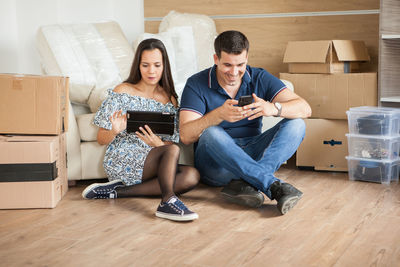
[37,12,293,181]
[36,12,218,180]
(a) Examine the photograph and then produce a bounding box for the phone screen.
[238,95,253,107]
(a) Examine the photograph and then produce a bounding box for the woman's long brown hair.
[124,38,178,101]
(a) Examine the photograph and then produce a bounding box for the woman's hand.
[135,125,165,147]
[110,110,127,135]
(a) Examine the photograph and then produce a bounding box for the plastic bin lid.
[345,133,400,140]
[345,155,400,163]
[347,106,400,116]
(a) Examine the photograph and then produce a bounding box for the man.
[179,30,311,215]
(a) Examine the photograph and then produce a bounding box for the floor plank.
[1,160,399,267]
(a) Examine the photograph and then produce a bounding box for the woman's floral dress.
[93,89,179,185]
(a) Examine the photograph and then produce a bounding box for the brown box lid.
[283,40,370,64]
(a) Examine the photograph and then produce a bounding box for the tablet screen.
[126,111,175,135]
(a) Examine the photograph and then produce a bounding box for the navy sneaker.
[270,181,303,215]
[220,179,265,208]
[82,180,124,199]
[155,196,199,221]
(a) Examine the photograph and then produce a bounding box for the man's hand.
[135,125,165,147]
[217,99,249,123]
[110,110,127,135]
[242,93,277,120]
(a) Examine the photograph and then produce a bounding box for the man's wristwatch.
[274,102,282,117]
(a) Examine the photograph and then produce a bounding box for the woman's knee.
[164,143,180,158]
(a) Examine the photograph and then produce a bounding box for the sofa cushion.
[76,113,98,142]
[37,21,133,113]
[37,24,97,104]
[159,10,217,72]
[88,22,134,113]
[81,141,107,179]
[94,21,134,83]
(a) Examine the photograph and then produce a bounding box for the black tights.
[115,144,200,202]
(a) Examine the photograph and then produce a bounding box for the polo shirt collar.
[208,65,252,91]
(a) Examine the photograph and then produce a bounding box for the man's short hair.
[214,30,249,58]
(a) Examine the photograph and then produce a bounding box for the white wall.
[0,0,144,74]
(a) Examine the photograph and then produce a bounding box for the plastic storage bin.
[346,106,400,136]
[346,156,399,184]
[346,133,400,160]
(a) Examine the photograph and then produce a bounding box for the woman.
[82,38,200,221]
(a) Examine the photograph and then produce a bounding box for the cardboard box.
[0,134,68,209]
[280,72,377,119]
[0,74,69,135]
[0,134,59,164]
[283,40,370,74]
[297,119,349,171]
[0,134,60,181]
[0,176,66,209]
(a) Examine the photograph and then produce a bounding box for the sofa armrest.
[66,100,83,180]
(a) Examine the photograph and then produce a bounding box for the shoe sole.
[278,195,302,215]
[81,180,123,199]
[221,191,265,208]
[155,211,199,221]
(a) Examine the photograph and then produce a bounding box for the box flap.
[283,41,331,63]
[332,40,370,61]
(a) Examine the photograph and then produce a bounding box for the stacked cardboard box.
[0,74,69,208]
[280,40,378,171]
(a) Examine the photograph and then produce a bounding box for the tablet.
[126,110,175,135]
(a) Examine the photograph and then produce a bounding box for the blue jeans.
[194,118,306,199]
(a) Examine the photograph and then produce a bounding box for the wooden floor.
[1,159,400,267]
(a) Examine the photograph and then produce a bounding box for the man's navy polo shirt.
[180,65,286,138]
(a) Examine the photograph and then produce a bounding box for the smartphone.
[238,95,253,107]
